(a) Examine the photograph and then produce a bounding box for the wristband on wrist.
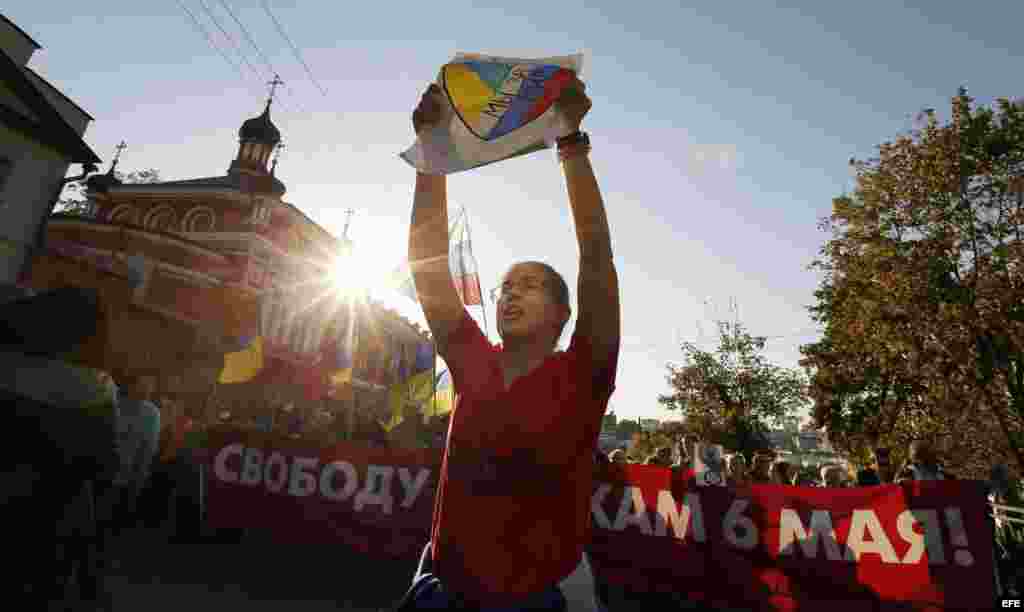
[557,131,591,162]
[558,144,591,162]
[557,131,590,149]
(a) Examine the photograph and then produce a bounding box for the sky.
[8,1,1022,421]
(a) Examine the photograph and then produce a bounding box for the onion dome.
[239,103,280,145]
[85,169,122,193]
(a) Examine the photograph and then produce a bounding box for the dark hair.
[857,468,881,487]
[515,261,571,344]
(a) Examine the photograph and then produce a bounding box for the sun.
[328,240,398,301]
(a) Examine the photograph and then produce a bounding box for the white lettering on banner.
[723,499,758,550]
[654,491,706,542]
[844,509,899,563]
[354,465,395,515]
[896,510,945,565]
[397,467,431,509]
[241,447,264,486]
[213,443,243,483]
[591,484,613,529]
[264,453,289,493]
[612,486,653,535]
[289,456,320,497]
[778,509,843,560]
[319,461,359,502]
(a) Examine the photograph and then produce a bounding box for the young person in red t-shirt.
[397,78,619,611]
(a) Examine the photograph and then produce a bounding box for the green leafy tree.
[55,168,162,217]
[602,410,618,432]
[614,418,641,441]
[659,320,808,461]
[801,89,1024,476]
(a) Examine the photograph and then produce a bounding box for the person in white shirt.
[104,375,161,533]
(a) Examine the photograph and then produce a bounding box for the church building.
[26,84,430,436]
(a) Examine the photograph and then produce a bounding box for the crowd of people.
[0,282,217,608]
[603,438,1020,491]
[210,400,451,450]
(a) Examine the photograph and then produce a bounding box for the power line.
[260,0,328,97]
[217,0,306,113]
[202,0,298,115]
[173,0,248,84]
[197,0,263,85]
[217,0,273,70]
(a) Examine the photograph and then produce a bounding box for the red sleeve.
[439,309,496,395]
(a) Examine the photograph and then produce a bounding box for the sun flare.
[328,239,398,301]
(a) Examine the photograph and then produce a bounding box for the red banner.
[204,430,439,557]
[202,432,994,611]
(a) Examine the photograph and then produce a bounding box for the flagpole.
[462,207,490,340]
[431,340,437,418]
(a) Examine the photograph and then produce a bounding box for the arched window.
[144,204,178,232]
[109,204,138,226]
[182,206,217,232]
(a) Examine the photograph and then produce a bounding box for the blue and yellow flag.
[413,342,434,374]
[381,368,434,432]
[431,369,455,416]
[218,336,264,384]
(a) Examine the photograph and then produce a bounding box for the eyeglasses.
[489,276,547,302]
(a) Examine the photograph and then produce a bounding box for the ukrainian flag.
[413,342,433,374]
[380,340,435,431]
[381,368,433,432]
[218,336,264,384]
[430,369,455,417]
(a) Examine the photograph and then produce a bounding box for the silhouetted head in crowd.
[910,440,939,470]
[823,465,846,488]
[896,466,915,484]
[644,447,672,467]
[857,468,881,487]
[772,461,795,485]
[751,452,774,482]
[874,447,893,483]
[727,454,749,484]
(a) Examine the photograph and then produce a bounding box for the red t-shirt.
[431,310,617,606]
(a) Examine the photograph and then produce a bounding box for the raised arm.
[558,80,621,377]
[409,85,465,355]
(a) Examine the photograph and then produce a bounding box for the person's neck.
[500,335,555,374]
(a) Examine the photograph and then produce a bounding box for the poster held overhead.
[401,52,585,174]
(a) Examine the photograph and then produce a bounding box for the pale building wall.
[0,123,70,283]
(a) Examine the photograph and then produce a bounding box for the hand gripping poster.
[401,52,584,174]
